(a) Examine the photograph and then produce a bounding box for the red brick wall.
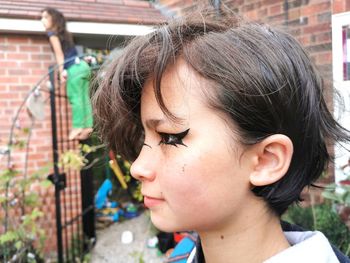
[159,0,333,82]
[232,0,333,96]
[333,0,350,14]
[1,34,58,254]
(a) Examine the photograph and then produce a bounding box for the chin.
[151,214,191,233]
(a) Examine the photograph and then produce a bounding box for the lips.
[143,195,164,208]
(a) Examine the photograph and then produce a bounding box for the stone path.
[90,212,166,263]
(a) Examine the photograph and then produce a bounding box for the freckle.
[182,164,186,172]
[220,235,224,240]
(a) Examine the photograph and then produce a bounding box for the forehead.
[42,11,50,17]
[141,59,208,120]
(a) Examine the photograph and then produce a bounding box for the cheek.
[159,146,250,211]
[160,153,216,205]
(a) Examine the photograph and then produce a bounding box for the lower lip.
[144,196,164,208]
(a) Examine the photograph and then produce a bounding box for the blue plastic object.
[168,236,196,263]
[95,179,113,209]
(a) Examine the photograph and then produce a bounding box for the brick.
[0,101,9,107]
[333,0,345,13]
[6,53,29,60]
[0,76,19,83]
[0,44,17,52]
[316,52,332,64]
[8,85,31,91]
[30,38,48,44]
[301,2,331,16]
[317,12,331,23]
[19,46,41,52]
[31,54,52,60]
[7,37,29,44]
[8,69,30,75]
[41,46,52,53]
[288,8,301,21]
[1,61,18,68]
[28,153,46,160]
[20,76,41,83]
[258,8,268,17]
[20,62,42,68]
[315,32,331,43]
[262,0,281,5]
[306,43,332,53]
[303,23,330,34]
[244,10,259,21]
[31,69,48,75]
[269,4,282,15]
[288,0,304,9]
[297,35,311,46]
[0,92,20,99]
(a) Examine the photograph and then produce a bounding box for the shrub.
[283,204,350,256]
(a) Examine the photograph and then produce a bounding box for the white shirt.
[265,231,340,263]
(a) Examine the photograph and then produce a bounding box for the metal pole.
[49,66,64,263]
[80,139,96,251]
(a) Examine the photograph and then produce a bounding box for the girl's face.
[131,59,259,233]
[41,11,53,31]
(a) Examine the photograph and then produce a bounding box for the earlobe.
[249,135,293,187]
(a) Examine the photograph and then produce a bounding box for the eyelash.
[158,129,190,147]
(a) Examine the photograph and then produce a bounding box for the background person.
[41,7,93,140]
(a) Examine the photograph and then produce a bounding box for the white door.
[332,12,350,182]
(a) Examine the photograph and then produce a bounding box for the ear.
[249,134,293,186]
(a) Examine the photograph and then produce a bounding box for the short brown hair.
[92,8,349,215]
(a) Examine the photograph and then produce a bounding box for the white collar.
[264,231,339,263]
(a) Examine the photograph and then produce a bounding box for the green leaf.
[322,191,343,203]
[0,196,6,204]
[24,193,39,206]
[0,231,18,244]
[80,144,92,154]
[22,127,30,134]
[0,169,20,178]
[31,208,43,219]
[30,164,51,179]
[40,180,52,188]
[15,240,23,250]
[14,140,26,149]
[345,193,350,206]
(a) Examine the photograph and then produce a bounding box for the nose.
[130,147,156,182]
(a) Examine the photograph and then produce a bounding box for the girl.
[92,9,350,263]
[41,8,93,140]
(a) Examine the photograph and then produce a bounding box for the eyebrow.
[145,119,166,129]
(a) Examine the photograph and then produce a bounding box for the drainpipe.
[283,0,289,27]
[210,0,222,14]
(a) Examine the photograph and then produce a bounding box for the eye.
[158,129,189,147]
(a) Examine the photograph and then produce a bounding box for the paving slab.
[91,212,166,263]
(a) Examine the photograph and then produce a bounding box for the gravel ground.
[90,212,166,263]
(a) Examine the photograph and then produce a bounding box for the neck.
[198,205,290,263]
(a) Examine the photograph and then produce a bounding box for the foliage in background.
[283,203,350,256]
[0,161,50,262]
[68,234,93,263]
[115,154,143,203]
[322,160,350,207]
[58,142,105,172]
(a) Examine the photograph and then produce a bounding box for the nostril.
[130,160,156,182]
